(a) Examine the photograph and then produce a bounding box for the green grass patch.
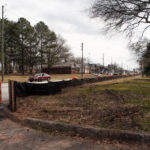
[16,76,150,132]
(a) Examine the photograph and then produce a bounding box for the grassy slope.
[15,76,150,132]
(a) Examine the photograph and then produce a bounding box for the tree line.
[0,17,73,74]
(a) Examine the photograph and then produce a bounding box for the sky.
[1,0,139,70]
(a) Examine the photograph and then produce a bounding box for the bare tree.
[130,39,149,57]
[90,0,150,37]
[55,35,73,63]
[131,39,150,75]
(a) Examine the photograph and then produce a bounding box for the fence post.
[8,80,16,112]
[12,81,16,112]
[8,80,12,109]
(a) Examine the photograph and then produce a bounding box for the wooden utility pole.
[81,43,84,78]
[1,5,4,82]
[103,53,104,67]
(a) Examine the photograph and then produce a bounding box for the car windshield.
[34,73,41,77]
[44,73,49,76]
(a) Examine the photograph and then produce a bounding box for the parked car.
[107,73,113,77]
[29,73,51,82]
[113,73,120,76]
[93,73,102,78]
[93,73,102,76]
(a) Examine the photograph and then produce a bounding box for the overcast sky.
[1,0,138,70]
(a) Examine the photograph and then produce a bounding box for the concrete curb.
[24,118,150,145]
[2,106,150,145]
[0,106,21,123]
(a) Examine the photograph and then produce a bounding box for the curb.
[24,118,150,145]
[2,105,150,145]
[0,106,21,123]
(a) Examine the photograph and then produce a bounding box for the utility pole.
[81,43,84,78]
[103,53,104,67]
[121,63,124,75]
[1,5,4,82]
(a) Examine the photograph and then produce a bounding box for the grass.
[15,76,150,132]
[0,74,95,83]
